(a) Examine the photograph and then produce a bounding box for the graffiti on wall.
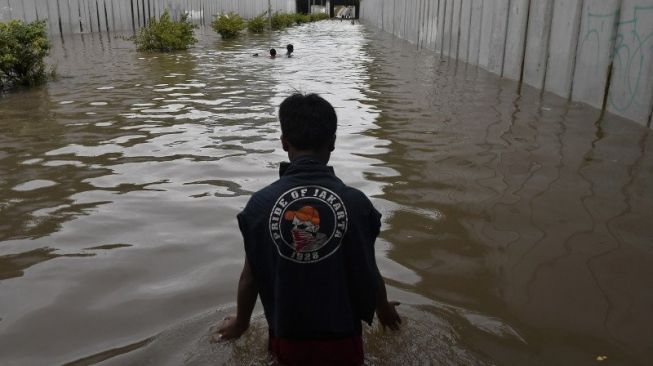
[608,5,653,114]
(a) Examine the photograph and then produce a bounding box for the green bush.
[134,10,197,52]
[271,12,295,30]
[310,13,330,22]
[247,15,266,33]
[294,13,310,25]
[212,12,245,39]
[270,13,284,30]
[282,13,296,27]
[0,19,51,89]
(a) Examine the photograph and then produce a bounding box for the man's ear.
[281,135,289,152]
[329,135,336,152]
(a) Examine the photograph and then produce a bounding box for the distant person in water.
[217,93,401,366]
[270,48,277,58]
[286,44,294,57]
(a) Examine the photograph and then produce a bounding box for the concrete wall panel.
[383,0,394,33]
[442,0,453,56]
[545,0,583,98]
[425,0,438,50]
[359,0,652,127]
[45,0,61,36]
[436,0,446,53]
[397,0,406,40]
[503,0,530,80]
[487,0,510,74]
[522,0,554,89]
[468,0,483,65]
[0,2,10,23]
[417,0,426,46]
[417,0,426,48]
[450,0,462,59]
[411,0,420,44]
[422,0,437,49]
[7,0,24,22]
[459,0,472,63]
[607,1,653,125]
[403,0,411,42]
[22,0,39,23]
[478,0,494,67]
[94,0,106,31]
[62,0,73,34]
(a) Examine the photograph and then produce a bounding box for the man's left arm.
[375,273,401,331]
[217,258,258,340]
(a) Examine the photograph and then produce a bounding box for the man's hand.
[376,300,401,331]
[217,314,249,340]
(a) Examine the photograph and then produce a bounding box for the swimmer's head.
[270,48,277,58]
[286,44,294,55]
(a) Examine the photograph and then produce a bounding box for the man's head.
[270,48,277,58]
[279,93,337,159]
[286,44,294,55]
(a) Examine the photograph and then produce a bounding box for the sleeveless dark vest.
[237,155,381,339]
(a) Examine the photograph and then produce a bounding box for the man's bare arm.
[375,274,401,331]
[217,258,258,339]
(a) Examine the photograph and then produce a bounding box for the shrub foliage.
[0,19,51,89]
[310,13,330,22]
[247,15,267,33]
[236,11,332,34]
[134,10,198,52]
[294,13,311,24]
[212,12,245,39]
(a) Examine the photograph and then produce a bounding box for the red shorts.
[269,336,364,366]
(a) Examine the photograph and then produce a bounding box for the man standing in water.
[218,93,401,365]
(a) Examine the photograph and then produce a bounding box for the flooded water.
[0,21,652,366]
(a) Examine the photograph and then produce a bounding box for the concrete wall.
[360,0,653,128]
[0,0,296,36]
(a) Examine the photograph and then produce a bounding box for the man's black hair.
[279,93,337,151]
[286,44,294,53]
[270,48,277,56]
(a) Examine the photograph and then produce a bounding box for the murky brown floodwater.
[1,21,652,366]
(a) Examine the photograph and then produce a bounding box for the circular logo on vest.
[269,186,348,263]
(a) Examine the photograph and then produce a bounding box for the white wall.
[0,0,296,35]
[360,0,653,128]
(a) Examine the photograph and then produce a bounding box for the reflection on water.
[0,21,652,366]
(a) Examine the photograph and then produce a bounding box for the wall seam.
[455,0,463,60]
[465,0,473,63]
[440,0,447,57]
[500,0,512,77]
[417,0,422,48]
[56,0,64,37]
[518,0,532,84]
[600,0,623,116]
[541,0,556,93]
[435,0,440,51]
[567,0,585,101]
[476,0,484,65]
[403,0,407,40]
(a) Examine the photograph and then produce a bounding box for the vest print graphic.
[269,186,348,263]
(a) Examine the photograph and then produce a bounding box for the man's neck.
[288,150,330,165]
